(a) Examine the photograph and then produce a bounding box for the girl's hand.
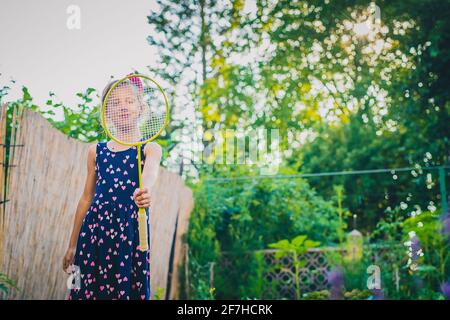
[133,187,151,209]
[63,247,75,273]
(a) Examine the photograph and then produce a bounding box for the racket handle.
[138,207,149,252]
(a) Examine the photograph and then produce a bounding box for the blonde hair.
[99,80,119,125]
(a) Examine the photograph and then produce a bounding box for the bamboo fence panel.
[0,104,6,225]
[149,168,193,299]
[0,102,24,268]
[169,186,193,299]
[0,107,193,300]
[0,104,7,257]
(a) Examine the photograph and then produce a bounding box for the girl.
[62,77,162,300]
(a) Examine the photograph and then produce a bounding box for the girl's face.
[106,85,142,132]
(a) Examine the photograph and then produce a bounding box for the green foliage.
[323,208,450,299]
[204,175,342,251]
[371,207,406,242]
[269,235,320,299]
[344,289,372,300]
[47,88,105,142]
[147,0,450,234]
[187,164,342,298]
[185,179,221,299]
[402,211,450,285]
[153,287,165,300]
[291,0,450,232]
[302,290,330,300]
[214,250,268,300]
[244,251,266,299]
[269,235,320,258]
[6,86,105,142]
[302,288,372,300]
[0,272,18,296]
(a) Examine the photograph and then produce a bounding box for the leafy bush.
[401,210,450,297]
[186,166,343,299]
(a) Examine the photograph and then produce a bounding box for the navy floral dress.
[68,141,150,300]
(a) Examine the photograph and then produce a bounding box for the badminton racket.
[101,73,169,252]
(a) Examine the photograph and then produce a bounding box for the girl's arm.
[133,142,162,208]
[62,143,97,272]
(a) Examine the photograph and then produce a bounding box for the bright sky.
[0,0,159,119]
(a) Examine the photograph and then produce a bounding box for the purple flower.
[371,288,384,300]
[443,217,450,236]
[441,204,450,237]
[327,267,344,300]
[441,282,450,300]
[410,236,421,262]
[405,231,423,272]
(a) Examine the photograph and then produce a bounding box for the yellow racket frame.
[101,73,170,252]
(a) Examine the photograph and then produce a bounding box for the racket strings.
[103,77,167,144]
